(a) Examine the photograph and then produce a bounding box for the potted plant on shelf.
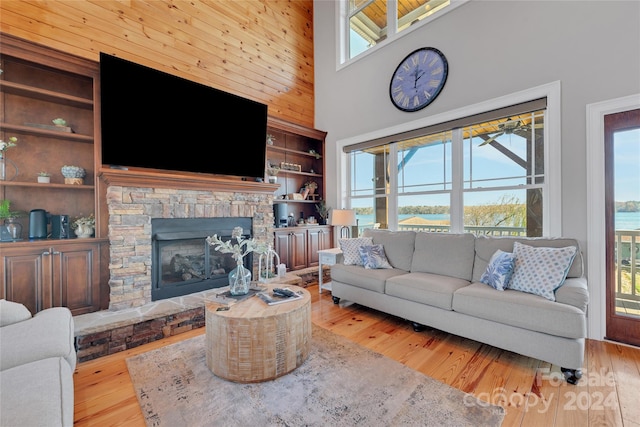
[266,165,281,183]
[0,199,26,241]
[304,180,318,195]
[37,171,51,183]
[72,213,95,238]
[61,165,86,185]
[315,201,330,225]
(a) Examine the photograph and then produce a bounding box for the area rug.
[126,325,504,426]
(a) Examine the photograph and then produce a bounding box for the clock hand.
[412,67,421,88]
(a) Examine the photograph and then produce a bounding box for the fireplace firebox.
[151,217,253,301]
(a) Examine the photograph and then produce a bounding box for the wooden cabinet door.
[56,243,101,315]
[307,228,321,268]
[1,246,48,314]
[0,241,101,315]
[274,230,292,270]
[289,229,308,271]
[307,226,333,267]
[274,228,308,271]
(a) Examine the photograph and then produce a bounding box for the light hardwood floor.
[74,284,640,426]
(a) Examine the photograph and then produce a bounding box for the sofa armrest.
[0,299,32,327]
[555,277,589,313]
[0,307,76,372]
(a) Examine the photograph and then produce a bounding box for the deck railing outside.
[358,223,527,236]
[615,230,640,304]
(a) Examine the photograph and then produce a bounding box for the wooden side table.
[318,248,343,294]
[205,284,311,383]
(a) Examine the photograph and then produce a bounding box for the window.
[350,145,391,229]
[346,103,548,237]
[343,0,468,63]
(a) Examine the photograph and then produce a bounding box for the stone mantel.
[99,167,279,193]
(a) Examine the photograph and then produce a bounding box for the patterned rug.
[126,325,504,426]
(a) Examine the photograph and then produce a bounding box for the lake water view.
[355,211,640,230]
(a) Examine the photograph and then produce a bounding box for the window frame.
[337,0,470,68]
[335,81,562,237]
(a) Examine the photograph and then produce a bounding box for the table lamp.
[330,209,357,239]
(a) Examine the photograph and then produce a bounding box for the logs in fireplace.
[151,217,253,301]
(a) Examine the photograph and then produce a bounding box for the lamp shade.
[329,209,357,226]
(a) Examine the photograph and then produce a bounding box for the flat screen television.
[99,52,268,179]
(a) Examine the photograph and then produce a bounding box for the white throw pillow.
[508,242,577,301]
[479,250,515,291]
[359,244,393,269]
[0,299,32,327]
[339,237,373,265]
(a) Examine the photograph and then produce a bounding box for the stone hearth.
[73,268,330,362]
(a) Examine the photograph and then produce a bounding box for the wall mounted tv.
[99,52,268,179]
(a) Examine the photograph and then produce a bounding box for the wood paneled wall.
[0,0,315,128]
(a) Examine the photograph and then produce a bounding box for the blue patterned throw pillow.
[339,237,373,265]
[508,242,578,301]
[358,244,393,269]
[479,250,515,291]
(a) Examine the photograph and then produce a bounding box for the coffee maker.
[274,204,288,228]
[29,209,49,239]
[51,214,70,239]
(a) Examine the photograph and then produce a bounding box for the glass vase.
[228,261,251,295]
[0,154,17,181]
[4,217,23,240]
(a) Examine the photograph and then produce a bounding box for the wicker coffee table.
[205,284,311,383]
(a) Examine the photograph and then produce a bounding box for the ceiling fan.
[479,118,543,146]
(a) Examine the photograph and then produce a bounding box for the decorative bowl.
[61,165,86,178]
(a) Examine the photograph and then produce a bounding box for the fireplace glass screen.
[151,217,252,301]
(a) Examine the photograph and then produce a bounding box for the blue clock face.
[389,47,448,112]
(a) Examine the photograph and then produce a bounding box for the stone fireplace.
[103,172,276,311]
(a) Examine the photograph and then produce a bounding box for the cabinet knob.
[52,251,60,255]
[42,251,50,256]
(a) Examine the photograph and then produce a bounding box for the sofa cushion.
[453,282,586,339]
[0,299,32,327]
[339,237,373,265]
[331,264,406,293]
[410,232,476,281]
[362,229,416,271]
[508,242,578,301]
[0,307,76,372]
[479,250,515,291]
[386,272,470,310]
[359,244,393,269]
[0,357,74,427]
[472,236,584,282]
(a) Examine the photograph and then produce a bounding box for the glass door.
[605,108,640,346]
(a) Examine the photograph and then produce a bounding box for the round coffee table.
[205,284,311,383]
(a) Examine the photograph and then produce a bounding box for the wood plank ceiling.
[0,0,316,128]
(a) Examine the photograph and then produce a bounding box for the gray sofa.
[330,229,589,384]
[0,300,76,426]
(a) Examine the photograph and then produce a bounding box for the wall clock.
[389,47,448,112]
